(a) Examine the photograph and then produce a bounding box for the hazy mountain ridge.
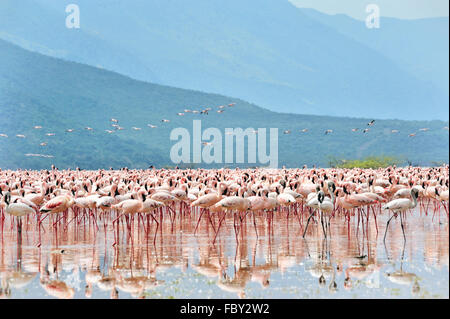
[0,0,160,83]
[299,8,449,96]
[0,0,447,120]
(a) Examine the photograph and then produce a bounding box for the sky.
[289,0,449,20]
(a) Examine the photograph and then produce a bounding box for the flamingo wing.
[383,198,410,211]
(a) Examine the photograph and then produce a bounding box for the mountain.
[0,39,448,170]
[298,7,449,96]
[0,0,447,120]
[0,0,160,83]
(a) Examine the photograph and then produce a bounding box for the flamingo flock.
[0,99,448,159]
[0,165,448,248]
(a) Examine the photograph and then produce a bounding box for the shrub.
[330,156,401,169]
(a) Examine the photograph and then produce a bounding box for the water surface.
[0,207,448,299]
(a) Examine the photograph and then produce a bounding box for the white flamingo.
[3,192,35,234]
[382,188,419,242]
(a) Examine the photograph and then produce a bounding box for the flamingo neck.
[411,194,418,209]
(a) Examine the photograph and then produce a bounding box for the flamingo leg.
[302,209,316,238]
[212,212,227,244]
[383,213,396,243]
[149,213,159,245]
[372,206,379,235]
[252,211,258,238]
[320,211,327,239]
[399,212,406,242]
[194,208,205,235]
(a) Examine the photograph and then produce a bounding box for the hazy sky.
[289,0,449,20]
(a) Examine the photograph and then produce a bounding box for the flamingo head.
[327,181,336,194]
[3,191,11,205]
[317,191,325,204]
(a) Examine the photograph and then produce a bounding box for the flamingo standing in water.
[303,182,336,238]
[191,183,228,234]
[382,188,419,242]
[342,185,376,236]
[304,182,336,238]
[436,183,449,220]
[40,194,75,214]
[24,182,49,206]
[317,182,336,237]
[111,190,149,245]
[3,191,35,237]
[246,189,267,237]
[39,194,75,231]
[139,193,165,242]
[215,188,251,241]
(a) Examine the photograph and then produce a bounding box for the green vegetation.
[329,156,402,169]
[0,39,448,170]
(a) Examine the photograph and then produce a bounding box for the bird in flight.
[367,120,375,126]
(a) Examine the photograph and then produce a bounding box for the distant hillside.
[0,0,160,83]
[299,8,449,96]
[0,39,448,170]
[0,0,447,120]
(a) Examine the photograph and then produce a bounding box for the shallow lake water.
[0,205,448,299]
